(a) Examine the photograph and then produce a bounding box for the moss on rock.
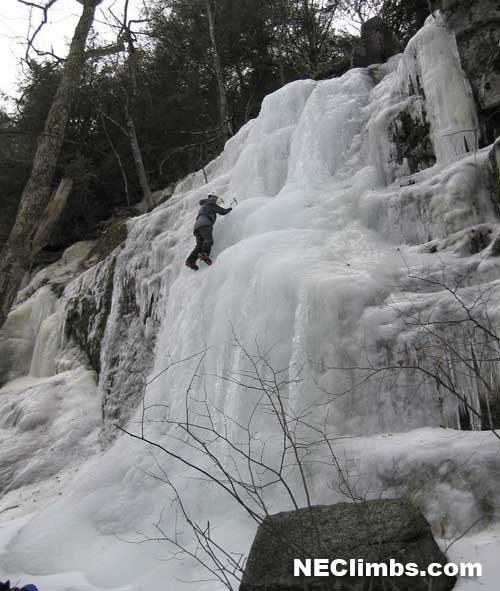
[64,257,116,373]
[241,500,456,591]
[391,105,436,174]
[88,219,128,263]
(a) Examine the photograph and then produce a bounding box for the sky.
[0,0,146,103]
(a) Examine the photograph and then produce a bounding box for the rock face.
[391,104,436,175]
[64,257,117,374]
[488,138,500,211]
[431,0,500,144]
[352,17,401,68]
[240,499,456,591]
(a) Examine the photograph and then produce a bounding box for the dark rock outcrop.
[64,256,117,374]
[240,499,456,591]
[391,104,436,175]
[352,17,401,68]
[488,138,500,212]
[86,216,130,264]
[430,0,500,144]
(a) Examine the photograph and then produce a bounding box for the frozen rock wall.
[0,13,499,591]
[431,0,500,143]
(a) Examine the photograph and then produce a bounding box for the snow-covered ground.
[1,14,499,591]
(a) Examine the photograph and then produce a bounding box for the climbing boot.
[185,260,199,271]
[197,253,213,266]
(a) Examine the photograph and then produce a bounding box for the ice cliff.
[1,14,500,591]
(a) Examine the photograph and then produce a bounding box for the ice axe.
[218,196,238,207]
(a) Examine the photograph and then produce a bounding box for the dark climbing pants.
[186,225,214,263]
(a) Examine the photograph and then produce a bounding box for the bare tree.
[317,262,500,442]
[339,0,383,30]
[123,45,154,211]
[205,0,233,140]
[271,0,342,79]
[118,335,362,588]
[112,1,154,210]
[99,30,154,210]
[0,0,130,327]
[115,327,483,588]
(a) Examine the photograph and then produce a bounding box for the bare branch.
[17,0,60,62]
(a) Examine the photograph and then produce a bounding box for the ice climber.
[185,192,232,270]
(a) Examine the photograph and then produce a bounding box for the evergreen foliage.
[0,0,429,251]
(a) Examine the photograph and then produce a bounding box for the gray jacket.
[193,199,232,232]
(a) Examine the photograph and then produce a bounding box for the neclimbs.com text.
[293,558,482,578]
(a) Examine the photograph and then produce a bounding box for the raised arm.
[215,205,232,215]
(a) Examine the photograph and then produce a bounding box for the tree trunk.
[31,177,74,255]
[125,106,154,210]
[125,42,154,211]
[0,0,98,327]
[303,0,319,76]
[205,0,233,141]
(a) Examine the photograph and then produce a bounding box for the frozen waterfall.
[1,15,499,591]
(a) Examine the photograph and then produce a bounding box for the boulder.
[240,499,456,591]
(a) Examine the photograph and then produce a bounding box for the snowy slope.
[1,14,500,591]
